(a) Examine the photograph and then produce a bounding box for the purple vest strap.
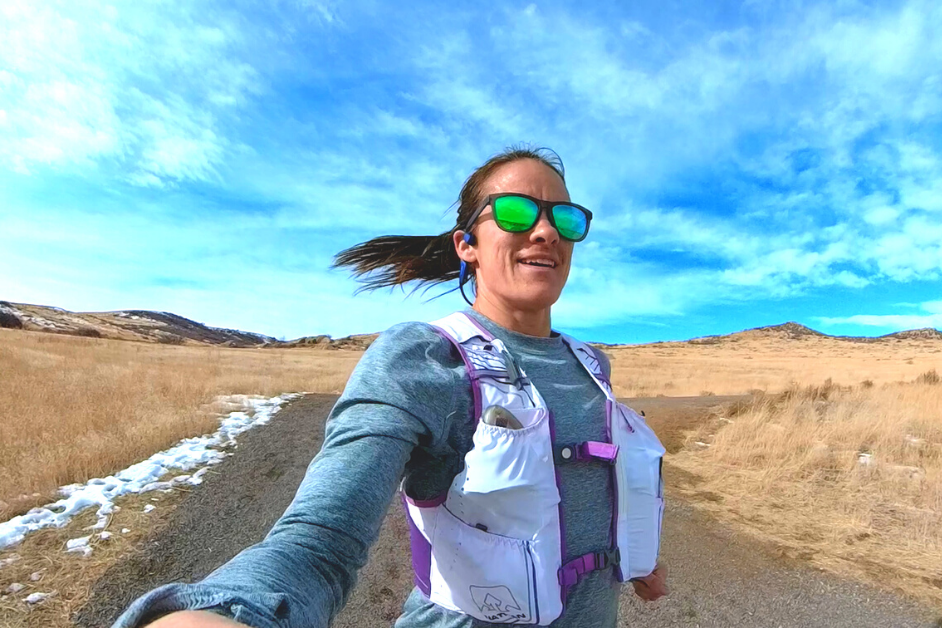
[558,548,620,587]
[577,441,619,463]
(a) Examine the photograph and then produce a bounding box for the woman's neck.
[472,297,552,338]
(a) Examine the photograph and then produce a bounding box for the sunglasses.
[465,193,593,242]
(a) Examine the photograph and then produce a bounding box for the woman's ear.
[453,229,477,264]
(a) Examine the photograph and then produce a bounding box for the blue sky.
[2,0,941,343]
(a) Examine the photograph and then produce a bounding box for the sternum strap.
[558,548,621,588]
[554,441,619,464]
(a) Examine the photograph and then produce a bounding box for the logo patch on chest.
[469,585,530,623]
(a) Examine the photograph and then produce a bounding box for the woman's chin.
[507,286,563,311]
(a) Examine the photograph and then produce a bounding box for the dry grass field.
[671,378,942,605]
[0,329,359,521]
[605,328,942,397]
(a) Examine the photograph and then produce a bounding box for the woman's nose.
[530,211,560,244]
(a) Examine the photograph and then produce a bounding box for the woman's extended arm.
[114,323,460,628]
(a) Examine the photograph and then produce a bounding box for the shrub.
[916,369,940,385]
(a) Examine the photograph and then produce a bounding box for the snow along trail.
[0,393,302,550]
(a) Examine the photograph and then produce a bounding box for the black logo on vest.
[469,585,529,623]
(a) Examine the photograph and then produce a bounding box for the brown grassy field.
[0,329,359,521]
[605,329,942,397]
[670,378,942,606]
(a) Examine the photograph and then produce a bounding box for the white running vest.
[402,312,665,625]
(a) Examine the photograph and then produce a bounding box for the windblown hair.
[333,145,565,294]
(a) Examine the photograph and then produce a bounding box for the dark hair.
[332,145,565,294]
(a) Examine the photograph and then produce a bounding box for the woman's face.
[456,159,574,315]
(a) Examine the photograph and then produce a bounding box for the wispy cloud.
[0,0,259,185]
[818,301,942,332]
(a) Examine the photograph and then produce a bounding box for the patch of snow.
[25,591,54,604]
[143,504,155,513]
[121,528,130,534]
[29,571,43,581]
[66,535,90,550]
[22,314,67,330]
[99,531,112,540]
[66,535,93,556]
[0,553,21,568]
[858,453,873,465]
[7,582,25,594]
[0,394,300,548]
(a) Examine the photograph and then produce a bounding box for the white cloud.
[818,313,942,331]
[0,0,260,185]
[818,300,942,331]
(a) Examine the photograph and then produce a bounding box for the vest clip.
[597,547,620,569]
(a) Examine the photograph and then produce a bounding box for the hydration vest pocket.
[611,402,666,580]
[476,405,546,433]
[430,505,539,624]
[452,406,559,539]
[613,403,664,496]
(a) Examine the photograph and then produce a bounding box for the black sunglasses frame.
[464,193,593,242]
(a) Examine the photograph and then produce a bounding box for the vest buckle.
[596,547,620,569]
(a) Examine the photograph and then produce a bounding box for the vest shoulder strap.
[430,312,546,412]
[429,311,494,344]
[560,334,615,398]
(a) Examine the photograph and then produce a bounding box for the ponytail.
[331,231,459,292]
[333,144,565,295]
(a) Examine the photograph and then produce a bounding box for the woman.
[115,147,667,628]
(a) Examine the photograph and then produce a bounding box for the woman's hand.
[631,563,668,601]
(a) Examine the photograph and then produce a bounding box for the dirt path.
[76,394,938,627]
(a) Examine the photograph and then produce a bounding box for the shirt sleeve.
[112,322,460,628]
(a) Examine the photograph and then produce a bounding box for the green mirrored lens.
[493,195,539,231]
[553,205,588,240]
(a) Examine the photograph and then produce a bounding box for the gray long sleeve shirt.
[114,308,620,628]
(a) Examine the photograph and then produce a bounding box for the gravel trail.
[76,394,939,627]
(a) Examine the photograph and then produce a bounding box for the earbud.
[458,231,475,306]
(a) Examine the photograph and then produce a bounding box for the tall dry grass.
[670,378,942,604]
[605,334,942,397]
[0,329,360,520]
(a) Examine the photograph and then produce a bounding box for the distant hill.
[686,321,942,345]
[2,300,939,349]
[277,333,380,351]
[883,328,942,340]
[0,301,277,347]
[0,301,378,349]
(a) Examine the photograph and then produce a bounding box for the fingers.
[631,564,669,601]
